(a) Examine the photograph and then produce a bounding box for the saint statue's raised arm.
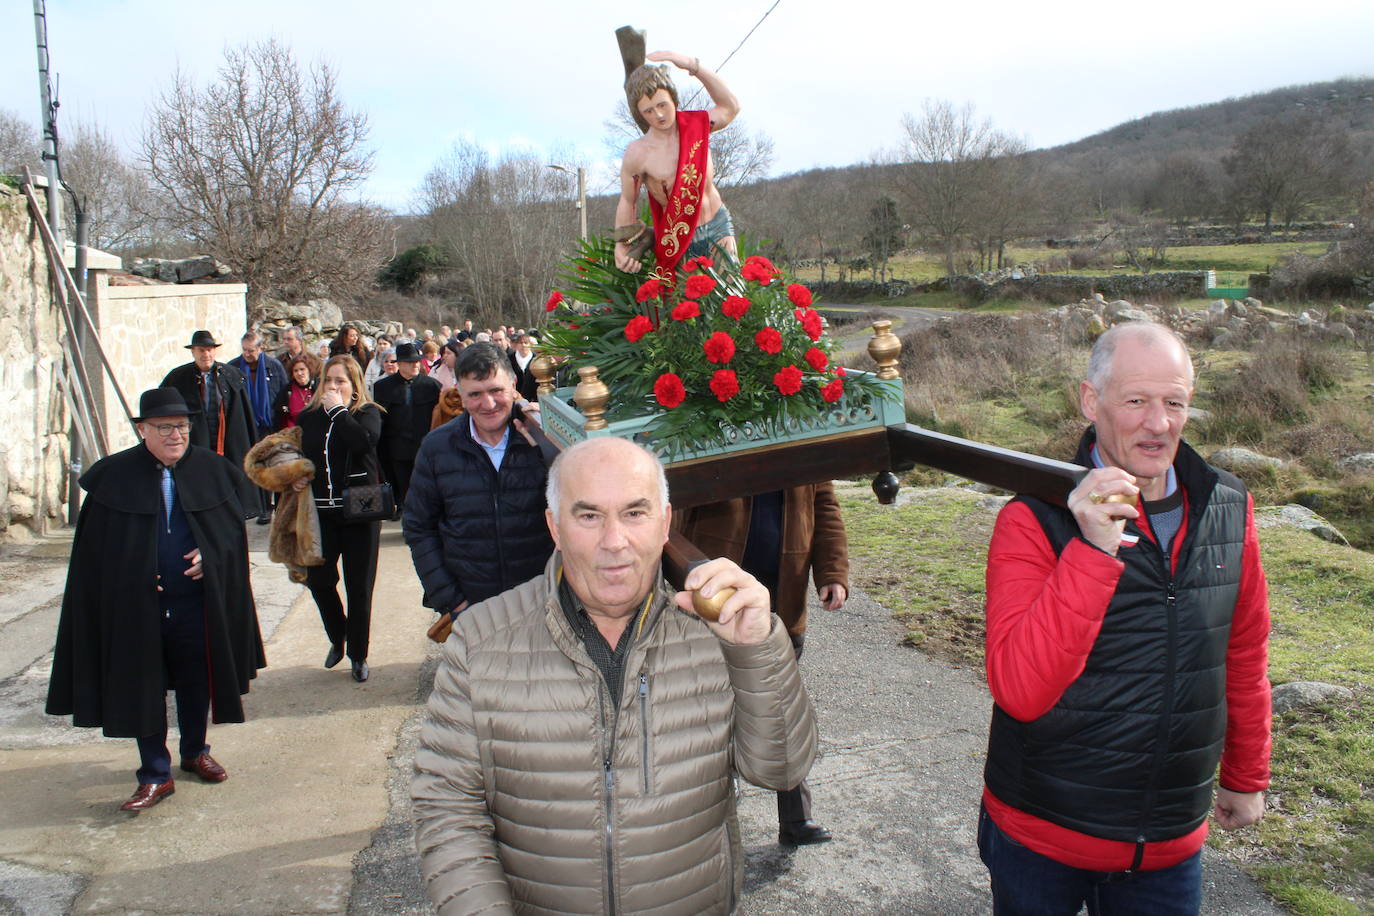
[614,38,740,278]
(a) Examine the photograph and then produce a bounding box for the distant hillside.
[1046,77,1374,160]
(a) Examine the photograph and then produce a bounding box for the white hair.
[545,438,669,517]
[1086,322,1194,392]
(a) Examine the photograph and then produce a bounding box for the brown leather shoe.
[120,780,175,811]
[180,752,228,783]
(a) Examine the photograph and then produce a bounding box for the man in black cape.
[46,387,266,811]
[372,341,442,514]
[161,330,260,518]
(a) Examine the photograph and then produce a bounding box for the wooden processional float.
[522,321,1091,616]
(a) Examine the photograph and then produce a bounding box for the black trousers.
[254,425,276,516]
[135,599,210,784]
[305,509,379,662]
[777,632,813,825]
[388,456,415,510]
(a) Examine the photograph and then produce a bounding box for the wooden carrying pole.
[21,168,137,450]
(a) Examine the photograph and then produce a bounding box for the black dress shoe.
[351,660,369,682]
[779,820,833,846]
[324,644,344,669]
[256,514,272,525]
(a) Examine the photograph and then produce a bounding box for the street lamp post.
[548,164,587,240]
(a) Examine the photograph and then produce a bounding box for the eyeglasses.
[149,422,191,437]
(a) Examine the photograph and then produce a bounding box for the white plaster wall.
[0,186,67,535]
[88,277,247,452]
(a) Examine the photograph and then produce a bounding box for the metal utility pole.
[548,164,589,240]
[33,0,63,250]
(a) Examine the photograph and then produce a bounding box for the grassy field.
[795,241,1333,290]
[836,486,1373,915]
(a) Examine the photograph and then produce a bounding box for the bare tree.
[60,119,153,251]
[421,141,581,328]
[1148,152,1217,228]
[967,151,1040,271]
[891,100,1026,277]
[141,39,386,310]
[0,109,39,176]
[1223,115,1353,231]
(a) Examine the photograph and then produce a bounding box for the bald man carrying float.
[412,437,816,916]
[978,323,1272,915]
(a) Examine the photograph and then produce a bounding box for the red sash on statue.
[648,110,711,285]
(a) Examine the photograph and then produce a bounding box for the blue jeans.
[977,806,1202,916]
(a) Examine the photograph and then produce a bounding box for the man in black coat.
[228,330,288,524]
[46,387,266,812]
[403,342,553,622]
[372,341,442,513]
[161,330,260,518]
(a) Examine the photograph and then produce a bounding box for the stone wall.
[87,275,247,452]
[814,271,1208,305]
[0,185,66,535]
[953,271,1208,303]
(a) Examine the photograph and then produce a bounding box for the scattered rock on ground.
[1272,680,1355,715]
[1255,504,1349,545]
[1210,447,1283,474]
[1338,453,1374,474]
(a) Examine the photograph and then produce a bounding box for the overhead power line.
[681,0,782,109]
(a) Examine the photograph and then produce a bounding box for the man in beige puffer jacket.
[413,437,818,915]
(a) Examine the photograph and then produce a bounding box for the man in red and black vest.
[978,323,1271,915]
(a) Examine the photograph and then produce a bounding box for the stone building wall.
[0,185,66,535]
[87,276,247,452]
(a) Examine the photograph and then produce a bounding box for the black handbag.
[341,482,394,523]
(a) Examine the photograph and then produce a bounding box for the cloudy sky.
[3,0,1371,213]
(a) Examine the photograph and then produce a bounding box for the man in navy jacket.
[402,343,553,622]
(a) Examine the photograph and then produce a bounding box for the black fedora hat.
[184,330,221,349]
[134,387,199,422]
[394,341,424,363]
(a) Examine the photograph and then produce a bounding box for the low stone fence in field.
[814,271,1208,304]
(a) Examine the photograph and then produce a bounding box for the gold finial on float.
[531,353,557,399]
[868,320,902,381]
[573,366,611,431]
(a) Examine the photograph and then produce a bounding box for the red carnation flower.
[671,300,701,321]
[654,373,686,408]
[624,315,654,342]
[787,283,813,308]
[741,255,779,285]
[721,295,751,319]
[636,278,663,302]
[703,331,736,364]
[684,256,714,272]
[754,326,783,354]
[804,347,829,371]
[709,369,740,402]
[773,365,803,396]
[545,290,563,312]
[820,377,845,403]
[685,274,717,299]
[794,307,824,341]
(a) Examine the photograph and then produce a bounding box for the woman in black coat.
[292,355,384,682]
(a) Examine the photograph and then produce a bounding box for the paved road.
[0,503,1283,915]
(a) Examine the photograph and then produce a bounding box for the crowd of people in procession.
[39,44,1274,916]
[42,318,1273,916]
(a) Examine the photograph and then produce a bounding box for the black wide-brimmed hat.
[184,330,221,349]
[395,341,424,363]
[133,387,199,422]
